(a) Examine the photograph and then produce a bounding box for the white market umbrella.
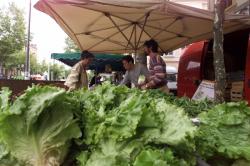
[34,0,250,53]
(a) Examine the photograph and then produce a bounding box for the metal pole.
[25,0,31,80]
[48,62,50,81]
[52,59,55,80]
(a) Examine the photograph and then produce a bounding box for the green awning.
[51,52,124,60]
[51,52,80,60]
[51,52,125,72]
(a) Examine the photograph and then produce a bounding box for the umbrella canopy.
[35,0,250,53]
[51,52,125,72]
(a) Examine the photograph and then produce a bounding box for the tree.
[213,0,227,103]
[4,50,40,76]
[5,51,24,68]
[64,36,80,53]
[38,60,49,74]
[50,63,69,81]
[0,2,26,76]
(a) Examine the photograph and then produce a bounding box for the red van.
[177,28,250,102]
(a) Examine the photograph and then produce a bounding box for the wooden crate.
[231,90,243,102]
[231,81,244,91]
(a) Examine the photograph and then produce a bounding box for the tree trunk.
[0,62,3,78]
[213,0,226,103]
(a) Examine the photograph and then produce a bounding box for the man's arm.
[120,72,130,85]
[137,64,149,88]
[143,58,166,89]
[140,64,150,82]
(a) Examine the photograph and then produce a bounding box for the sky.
[0,0,67,63]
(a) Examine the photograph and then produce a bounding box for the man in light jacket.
[65,51,95,91]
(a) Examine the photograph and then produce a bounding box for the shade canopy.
[51,52,125,72]
[35,0,250,53]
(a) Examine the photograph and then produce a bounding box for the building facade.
[163,0,209,70]
[164,0,250,71]
[171,0,208,9]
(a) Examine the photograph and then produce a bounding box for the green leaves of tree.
[0,2,25,63]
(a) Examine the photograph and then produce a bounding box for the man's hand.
[141,84,147,90]
[138,83,146,89]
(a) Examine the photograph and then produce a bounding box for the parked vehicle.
[166,66,177,95]
[177,28,250,102]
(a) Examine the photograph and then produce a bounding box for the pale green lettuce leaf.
[232,160,250,166]
[196,102,250,160]
[140,99,196,146]
[133,149,173,166]
[83,93,145,145]
[0,87,11,113]
[0,143,24,166]
[76,84,197,166]
[0,86,81,166]
[79,139,143,166]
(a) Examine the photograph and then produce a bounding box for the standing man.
[120,55,149,88]
[65,51,95,91]
[141,39,169,93]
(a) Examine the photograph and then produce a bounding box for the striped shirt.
[148,53,167,88]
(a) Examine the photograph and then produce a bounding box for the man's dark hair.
[143,39,158,53]
[122,55,134,64]
[81,50,95,59]
[94,70,99,75]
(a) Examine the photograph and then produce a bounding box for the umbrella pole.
[25,0,32,80]
[136,12,150,50]
[137,23,165,53]
[125,24,136,51]
[134,12,150,63]
[105,13,135,50]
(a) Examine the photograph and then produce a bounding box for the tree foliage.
[0,2,25,65]
[64,37,80,53]
[0,3,69,80]
[50,63,69,80]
